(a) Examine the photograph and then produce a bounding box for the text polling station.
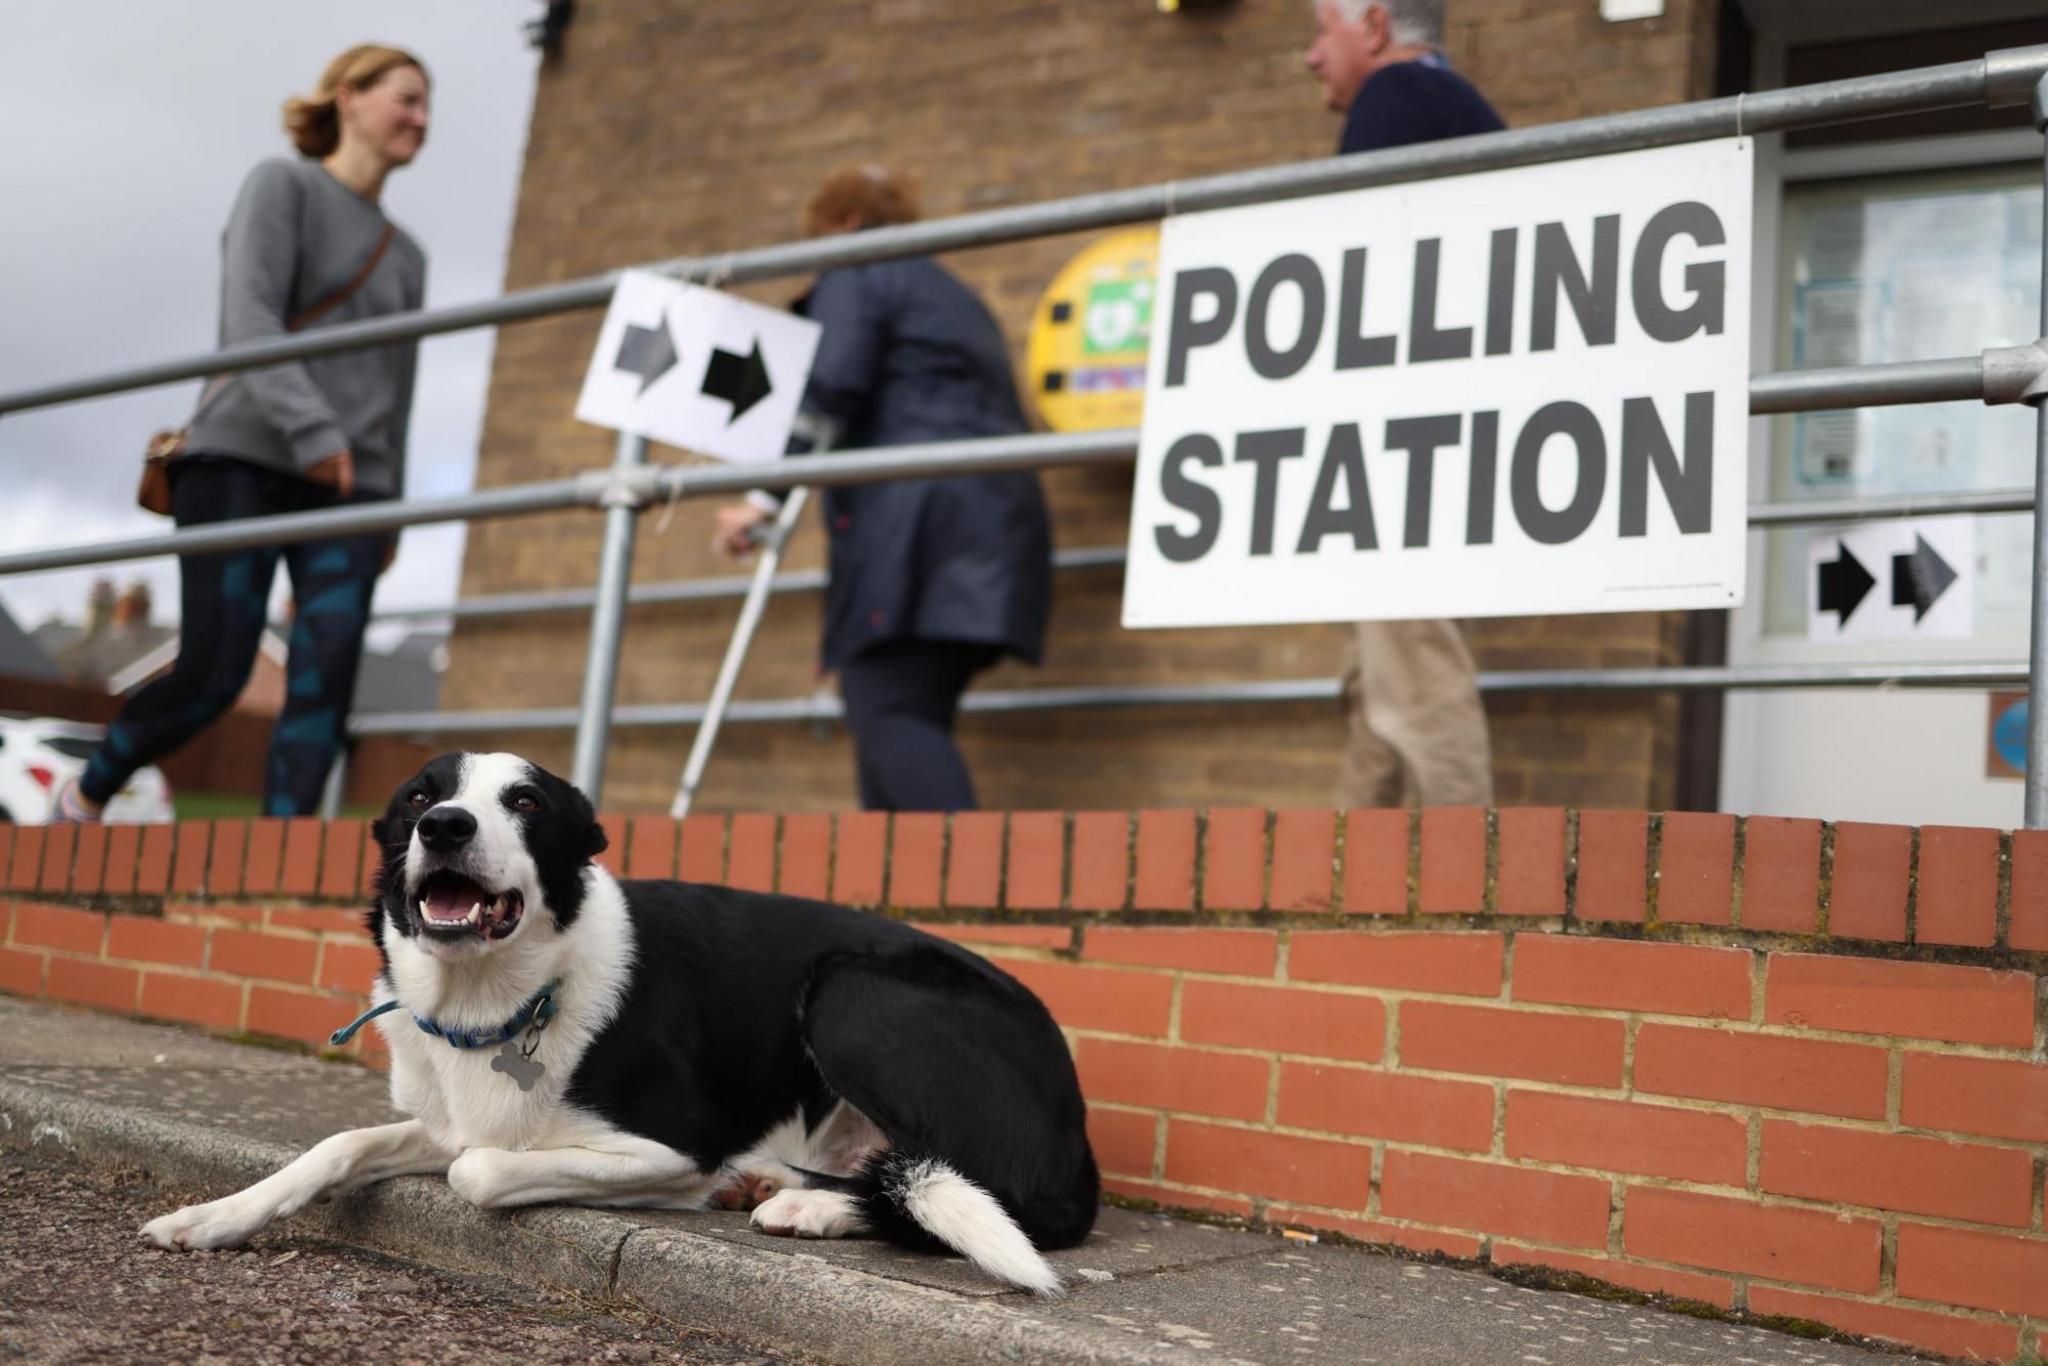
[1122,141,1753,629]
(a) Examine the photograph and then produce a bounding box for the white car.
[0,713,175,825]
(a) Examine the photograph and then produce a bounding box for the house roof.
[29,621,80,658]
[104,629,286,696]
[0,601,61,681]
[46,623,181,690]
[28,612,444,713]
[352,629,446,714]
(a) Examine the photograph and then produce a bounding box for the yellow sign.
[1025,228,1159,432]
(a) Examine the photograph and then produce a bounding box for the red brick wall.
[5,808,2047,1361]
[0,816,383,1058]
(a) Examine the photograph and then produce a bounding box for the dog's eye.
[407,790,430,810]
[512,793,539,813]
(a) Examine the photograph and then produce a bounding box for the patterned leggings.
[80,458,384,817]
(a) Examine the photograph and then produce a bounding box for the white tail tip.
[896,1160,1062,1295]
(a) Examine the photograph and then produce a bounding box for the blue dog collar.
[329,979,562,1050]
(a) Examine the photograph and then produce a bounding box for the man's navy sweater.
[1338,57,1505,155]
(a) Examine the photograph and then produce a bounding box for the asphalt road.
[0,1151,798,1365]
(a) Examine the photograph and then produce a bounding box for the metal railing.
[348,662,2035,740]
[367,485,2038,629]
[6,51,2044,417]
[3,45,2047,816]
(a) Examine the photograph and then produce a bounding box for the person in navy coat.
[715,165,1052,812]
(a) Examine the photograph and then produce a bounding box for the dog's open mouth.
[414,870,525,940]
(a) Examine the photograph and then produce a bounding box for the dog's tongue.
[424,885,476,918]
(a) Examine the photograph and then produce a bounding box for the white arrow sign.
[575,270,821,465]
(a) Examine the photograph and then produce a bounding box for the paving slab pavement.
[0,997,1924,1365]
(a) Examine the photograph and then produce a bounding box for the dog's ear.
[563,782,607,862]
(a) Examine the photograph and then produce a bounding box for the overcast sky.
[0,2,540,641]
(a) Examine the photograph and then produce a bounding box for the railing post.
[570,430,647,803]
[318,747,348,821]
[669,486,812,820]
[2026,72,2048,828]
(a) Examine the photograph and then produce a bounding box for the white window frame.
[1718,11,2043,813]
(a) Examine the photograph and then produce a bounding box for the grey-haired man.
[1306,0,1503,808]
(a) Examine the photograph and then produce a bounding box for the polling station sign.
[1122,140,1753,629]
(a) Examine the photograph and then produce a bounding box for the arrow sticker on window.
[1807,519,1973,643]
[1890,533,1958,623]
[1816,540,1875,625]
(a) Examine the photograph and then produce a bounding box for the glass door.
[1724,164,2041,824]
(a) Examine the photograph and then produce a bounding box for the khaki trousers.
[1338,619,1494,808]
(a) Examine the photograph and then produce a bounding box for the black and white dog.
[141,752,1098,1292]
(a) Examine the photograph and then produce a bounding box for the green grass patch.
[174,791,261,821]
[174,791,377,821]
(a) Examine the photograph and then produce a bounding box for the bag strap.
[287,223,396,332]
[187,223,398,424]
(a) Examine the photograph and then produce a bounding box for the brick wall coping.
[2,808,2039,960]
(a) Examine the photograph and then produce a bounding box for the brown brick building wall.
[442,0,1724,813]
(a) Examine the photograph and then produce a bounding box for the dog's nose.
[416,805,477,853]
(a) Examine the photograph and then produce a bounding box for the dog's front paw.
[751,1188,864,1239]
[139,1197,268,1251]
[447,1148,514,1208]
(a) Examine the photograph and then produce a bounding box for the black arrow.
[701,340,772,423]
[1816,540,1875,624]
[614,315,677,395]
[1891,533,1959,623]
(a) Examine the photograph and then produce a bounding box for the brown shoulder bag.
[138,224,396,515]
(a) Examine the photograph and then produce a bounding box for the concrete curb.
[0,1077,1193,1365]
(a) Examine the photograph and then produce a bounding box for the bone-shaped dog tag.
[492,1041,544,1091]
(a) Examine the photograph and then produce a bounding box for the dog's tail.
[857,1153,1062,1295]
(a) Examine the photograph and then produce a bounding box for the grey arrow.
[614,314,677,395]
[1891,533,1959,623]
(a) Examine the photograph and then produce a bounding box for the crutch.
[668,419,834,820]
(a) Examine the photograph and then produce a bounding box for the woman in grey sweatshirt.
[61,44,430,821]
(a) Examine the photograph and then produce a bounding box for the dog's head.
[370,752,608,959]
